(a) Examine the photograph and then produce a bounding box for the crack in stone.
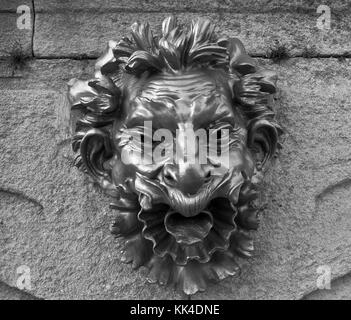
[31,0,36,58]
[315,177,351,204]
[28,55,351,62]
[26,6,351,15]
[0,187,44,213]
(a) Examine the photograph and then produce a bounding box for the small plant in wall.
[0,40,32,76]
[266,40,290,63]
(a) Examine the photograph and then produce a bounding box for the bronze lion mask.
[67,16,281,295]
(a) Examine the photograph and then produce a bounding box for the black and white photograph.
[0,0,350,307]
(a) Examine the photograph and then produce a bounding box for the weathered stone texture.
[1,57,350,299]
[194,58,351,299]
[0,1,32,12]
[0,60,185,300]
[0,0,351,300]
[33,11,351,58]
[34,0,350,13]
[0,13,32,58]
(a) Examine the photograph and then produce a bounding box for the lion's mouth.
[165,211,213,245]
[135,170,245,265]
[138,197,238,265]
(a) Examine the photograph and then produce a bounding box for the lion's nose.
[162,163,211,195]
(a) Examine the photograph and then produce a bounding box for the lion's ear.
[79,128,118,196]
[68,62,121,197]
[226,38,280,170]
[247,120,278,170]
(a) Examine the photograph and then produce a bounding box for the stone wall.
[0,0,350,300]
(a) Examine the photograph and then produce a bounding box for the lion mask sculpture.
[67,16,281,295]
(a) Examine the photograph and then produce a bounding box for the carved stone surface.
[1,57,351,300]
[67,16,281,295]
[1,1,351,300]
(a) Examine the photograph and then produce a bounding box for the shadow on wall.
[0,281,41,300]
[303,272,351,300]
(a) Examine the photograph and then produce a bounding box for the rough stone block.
[0,1,32,12]
[1,57,351,299]
[34,0,350,13]
[33,11,351,58]
[0,60,185,300]
[0,13,32,58]
[194,58,351,299]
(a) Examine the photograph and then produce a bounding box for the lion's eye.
[207,122,241,155]
[216,130,222,155]
[216,129,222,141]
